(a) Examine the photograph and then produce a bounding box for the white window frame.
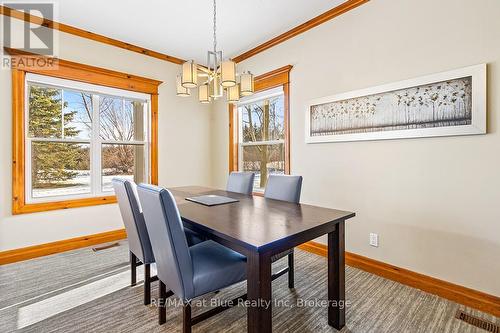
[237,87,285,183]
[25,73,151,204]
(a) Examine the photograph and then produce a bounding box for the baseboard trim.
[0,229,127,265]
[298,241,500,318]
[2,232,498,317]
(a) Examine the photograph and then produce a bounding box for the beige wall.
[211,0,500,296]
[0,22,211,251]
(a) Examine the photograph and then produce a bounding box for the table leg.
[328,220,346,330]
[247,252,272,333]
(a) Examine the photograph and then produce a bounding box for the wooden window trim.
[229,65,292,181]
[5,47,162,215]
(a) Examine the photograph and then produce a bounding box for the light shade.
[227,83,240,103]
[210,75,222,98]
[182,60,198,88]
[176,75,190,97]
[240,72,254,96]
[198,84,210,103]
[220,60,236,87]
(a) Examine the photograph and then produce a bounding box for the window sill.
[13,195,117,215]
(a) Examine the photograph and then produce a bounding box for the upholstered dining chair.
[226,171,255,195]
[264,174,303,289]
[113,178,204,305]
[137,184,247,331]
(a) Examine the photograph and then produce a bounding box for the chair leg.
[144,263,151,305]
[159,281,167,325]
[130,251,137,286]
[288,251,295,289]
[183,302,192,333]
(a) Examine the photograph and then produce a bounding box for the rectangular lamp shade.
[240,72,254,96]
[182,61,198,88]
[221,60,236,87]
[198,84,210,103]
[176,75,190,97]
[210,75,222,98]
[227,83,240,103]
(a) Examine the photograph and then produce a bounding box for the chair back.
[113,178,154,263]
[264,175,303,203]
[137,184,194,300]
[226,171,255,195]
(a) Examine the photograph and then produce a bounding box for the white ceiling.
[31,0,346,64]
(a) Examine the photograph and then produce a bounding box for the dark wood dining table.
[169,186,355,333]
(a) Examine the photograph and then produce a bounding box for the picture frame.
[305,64,487,143]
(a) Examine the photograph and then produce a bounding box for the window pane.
[100,96,145,141]
[101,144,145,192]
[28,85,63,139]
[31,142,91,198]
[240,94,284,143]
[63,90,92,139]
[28,85,93,140]
[241,143,285,191]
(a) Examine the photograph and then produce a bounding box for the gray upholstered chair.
[113,178,203,305]
[137,183,247,330]
[226,171,255,195]
[264,174,303,203]
[113,178,155,305]
[264,174,303,289]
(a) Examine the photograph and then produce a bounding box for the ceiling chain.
[213,0,217,53]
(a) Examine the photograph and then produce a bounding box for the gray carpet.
[0,241,498,333]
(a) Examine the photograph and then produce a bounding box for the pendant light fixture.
[175,0,254,103]
[198,83,210,103]
[176,75,190,97]
[240,72,255,96]
[227,84,240,103]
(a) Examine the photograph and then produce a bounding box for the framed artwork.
[305,64,486,143]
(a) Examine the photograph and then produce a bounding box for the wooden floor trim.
[0,229,127,265]
[3,232,498,318]
[0,5,184,64]
[298,241,500,318]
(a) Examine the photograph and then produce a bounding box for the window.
[26,74,150,202]
[229,65,292,193]
[8,48,161,214]
[238,88,285,191]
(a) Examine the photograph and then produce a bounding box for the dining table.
[169,186,356,333]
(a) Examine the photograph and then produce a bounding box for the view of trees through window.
[239,93,285,191]
[28,81,148,200]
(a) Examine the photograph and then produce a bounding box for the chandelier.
[175,0,255,103]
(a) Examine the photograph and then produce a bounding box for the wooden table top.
[169,186,355,254]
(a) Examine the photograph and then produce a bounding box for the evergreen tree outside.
[29,86,86,189]
[27,82,147,197]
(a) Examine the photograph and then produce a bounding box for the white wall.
[211,0,500,296]
[0,22,211,251]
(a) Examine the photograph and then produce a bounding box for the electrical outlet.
[369,233,379,247]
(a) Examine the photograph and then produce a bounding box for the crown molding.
[2,1,370,70]
[0,5,184,64]
[233,0,369,63]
